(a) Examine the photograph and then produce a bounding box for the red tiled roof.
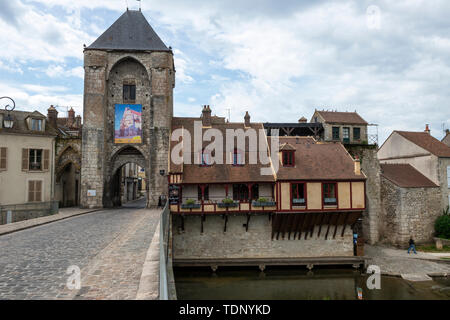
[316,111,368,125]
[380,163,438,188]
[276,138,365,181]
[396,131,450,158]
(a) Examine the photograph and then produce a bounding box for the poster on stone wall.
[114,104,142,144]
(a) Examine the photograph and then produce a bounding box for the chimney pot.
[202,105,212,127]
[244,111,250,127]
[425,124,430,134]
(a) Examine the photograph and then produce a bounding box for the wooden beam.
[224,215,228,233]
[341,212,350,237]
[325,213,333,240]
[245,214,251,232]
[291,214,300,240]
[287,214,295,240]
[333,212,341,239]
[317,213,326,237]
[181,215,185,232]
[299,213,309,240]
[201,214,205,234]
[305,213,313,240]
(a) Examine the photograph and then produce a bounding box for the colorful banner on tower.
[114,104,142,144]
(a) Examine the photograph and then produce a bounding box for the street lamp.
[1,96,15,129]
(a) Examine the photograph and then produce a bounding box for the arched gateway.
[80,10,175,208]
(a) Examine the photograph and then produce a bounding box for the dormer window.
[31,119,43,131]
[282,150,295,167]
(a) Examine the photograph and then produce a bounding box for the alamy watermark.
[66,265,81,290]
[171,121,280,175]
[366,5,381,30]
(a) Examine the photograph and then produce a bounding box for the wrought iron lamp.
[1,96,15,129]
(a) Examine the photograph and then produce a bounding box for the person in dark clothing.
[408,237,417,254]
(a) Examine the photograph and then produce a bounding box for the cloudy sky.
[1,0,450,143]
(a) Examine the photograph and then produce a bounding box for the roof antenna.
[137,0,142,11]
[125,0,129,10]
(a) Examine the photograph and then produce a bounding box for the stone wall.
[0,201,59,225]
[346,145,381,244]
[81,50,174,208]
[172,214,354,259]
[380,177,442,245]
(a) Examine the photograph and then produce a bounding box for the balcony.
[170,183,276,215]
[171,198,277,215]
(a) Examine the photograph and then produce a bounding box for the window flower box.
[181,202,201,209]
[324,198,337,205]
[252,201,276,207]
[292,198,305,205]
[218,201,239,208]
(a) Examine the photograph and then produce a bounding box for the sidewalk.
[366,244,450,281]
[0,207,101,236]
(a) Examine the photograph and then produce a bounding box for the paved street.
[0,199,161,300]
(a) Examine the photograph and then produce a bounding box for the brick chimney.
[298,117,307,123]
[244,111,251,127]
[202,105,211,127]
[354,155,361,175]
[47,105,58,128]
[424,124,430,134]
[68,107,75,123]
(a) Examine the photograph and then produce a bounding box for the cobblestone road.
[0,199,161,300]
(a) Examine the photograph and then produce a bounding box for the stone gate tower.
[81,9,175,208]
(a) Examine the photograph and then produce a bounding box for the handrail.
[159,201,170,300]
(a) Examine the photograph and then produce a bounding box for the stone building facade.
[47,106,82,207]
[80,10,175,208]
[380,164,441,245]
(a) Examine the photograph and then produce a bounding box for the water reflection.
[174,267,450,300]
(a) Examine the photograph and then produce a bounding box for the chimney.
[354,155,361,175]
[202,105,211,127]
[47,105,58,128]
[244,111,250,127]
[68,107,75,122]
[446,129,450,135]
[298,117,307,123]
[424,124,430,134]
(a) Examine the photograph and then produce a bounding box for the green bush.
[185,199,196,205]
[435,206,450,239]
[257,197,269,203]
[222,198,234,204]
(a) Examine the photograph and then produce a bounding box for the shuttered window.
[28,180,43,202]
[43,149,49,171]
[22,148,29,171]
[447,166,450,188]
[0,147,6,170]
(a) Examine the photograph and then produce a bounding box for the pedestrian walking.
[407,237,417,254]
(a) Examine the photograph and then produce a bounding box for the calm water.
[174,267,450,300]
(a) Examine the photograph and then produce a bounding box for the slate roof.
[395,131,450,158]
[0,110,57,137]
[380,163,438,188]
[315,110,368,125]
[87,10,170,52]
[276,137,366,181]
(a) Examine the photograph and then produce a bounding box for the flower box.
[218,202,239,208]
[292,198,305,205]
[252,201,276,207]
[181,203,201,209]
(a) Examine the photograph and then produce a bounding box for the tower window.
[123,84,136,101]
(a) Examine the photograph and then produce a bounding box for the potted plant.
[181,199,201,209]
[218,198,239,208]
[252,197,276,207]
